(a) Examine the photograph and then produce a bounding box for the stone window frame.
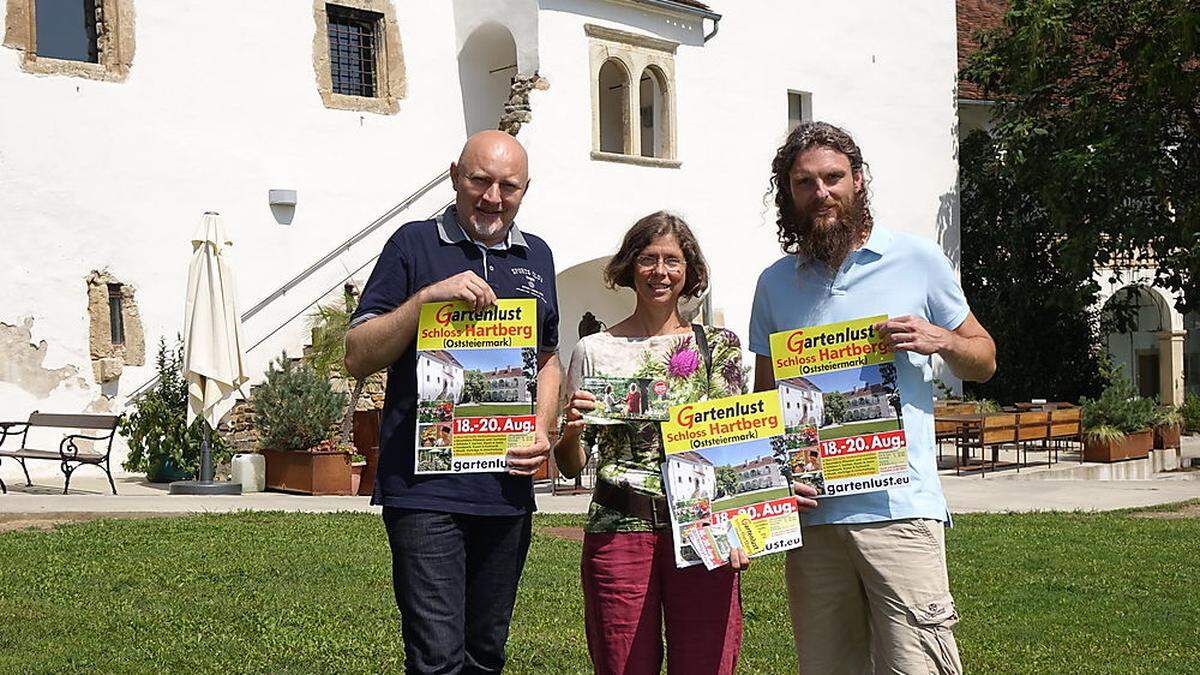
[3,0,135,82]
[313,0,406,115]
[86,271,144,385]
[586,24,680,169]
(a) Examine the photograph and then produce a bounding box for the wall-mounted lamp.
[268,189,297,225]
[268,189,298,207]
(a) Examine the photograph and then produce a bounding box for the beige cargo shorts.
[784,518,962,674]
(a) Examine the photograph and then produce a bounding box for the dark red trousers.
[581,530,742,675]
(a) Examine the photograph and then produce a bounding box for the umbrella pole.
[169,418,241,495]
[200,422,214,483]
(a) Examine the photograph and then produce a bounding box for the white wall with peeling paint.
[0,0,959,481]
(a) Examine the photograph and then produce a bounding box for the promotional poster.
[413,299,538,474]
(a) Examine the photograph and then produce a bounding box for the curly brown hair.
[768,122,873,255]
[604,211,709,299]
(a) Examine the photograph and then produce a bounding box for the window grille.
[326,4,381,97]
[107,283,125,345]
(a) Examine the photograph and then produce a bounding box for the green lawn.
[454,403,534,416]
[821,417,902,439]
[1,506,1198,673]
[713,486,793,511]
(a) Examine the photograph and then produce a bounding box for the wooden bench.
[0,413,121,495]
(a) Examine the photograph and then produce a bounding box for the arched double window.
[587,24,679,166]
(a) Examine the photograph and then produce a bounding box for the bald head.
[457,130,529,172]
[449,131,532,246]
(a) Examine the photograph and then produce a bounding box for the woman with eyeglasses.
[554,211,748,675]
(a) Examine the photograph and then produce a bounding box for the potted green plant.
[1080,377,1157,462]
[306,289,379,495]
[1081,425,1128,463]
[121,337,230,482]
[1153,406,1184,450]
[253,352,350,495]
[1182,393,1200,436]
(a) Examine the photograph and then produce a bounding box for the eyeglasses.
[635,255,686,272]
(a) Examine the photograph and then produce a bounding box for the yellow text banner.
[661,391,784,454]
[769,314,891,380]
[417,298,537,350]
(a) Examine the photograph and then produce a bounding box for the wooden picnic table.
[935,413,986,470]
[1013,401,1075,410]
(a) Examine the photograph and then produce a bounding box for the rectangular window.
[107,283,125,345]
[788,91,813,132]
[326,4,381,98]
[34,0,99,63]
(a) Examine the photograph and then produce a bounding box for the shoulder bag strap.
[691,323,713,381]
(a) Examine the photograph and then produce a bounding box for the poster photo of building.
[797,363,903,439]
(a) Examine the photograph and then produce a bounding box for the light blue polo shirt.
[748,225,969,526]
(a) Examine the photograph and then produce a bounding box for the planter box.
[1124,429,1153,459]
[357,445,379,496]
[354,410,383,497]
[262,449,352,495]
[1083,429,1153,462]
[1154,424,1181,450]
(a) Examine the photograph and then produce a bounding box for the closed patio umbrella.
[170,211,247,495]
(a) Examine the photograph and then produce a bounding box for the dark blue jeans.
[382,507,532,675]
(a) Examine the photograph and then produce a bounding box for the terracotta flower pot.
[350,461,366,495]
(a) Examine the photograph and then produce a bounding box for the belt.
[593,480,670,528]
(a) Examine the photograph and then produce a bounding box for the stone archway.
[555,257,635,368]
[1100,284,1186,404]
[457,22,519,135]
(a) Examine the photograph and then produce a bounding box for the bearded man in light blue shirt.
[750,122,996,675]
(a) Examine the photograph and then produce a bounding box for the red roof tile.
[958,0,1008,100]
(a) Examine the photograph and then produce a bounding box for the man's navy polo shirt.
[350,206,559,516]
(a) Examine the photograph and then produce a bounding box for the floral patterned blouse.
[566,326,748,533]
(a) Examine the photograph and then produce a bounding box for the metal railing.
[126,169,452,401]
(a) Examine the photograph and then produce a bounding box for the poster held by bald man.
[345,131,561,674]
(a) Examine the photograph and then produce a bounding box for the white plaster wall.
[1,0,960,481]
[0,1,471,478]
[525,0,960,373]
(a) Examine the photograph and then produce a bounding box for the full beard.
[793,195,870,270]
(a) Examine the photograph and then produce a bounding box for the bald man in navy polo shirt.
[346,131,562,674]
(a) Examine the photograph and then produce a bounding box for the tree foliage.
[959,132,1109,403]
[965,0,1199,309]
[959,0,1198,402]
[823,392,848,425]
[715,465,739,499]
[462,370,485,403]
